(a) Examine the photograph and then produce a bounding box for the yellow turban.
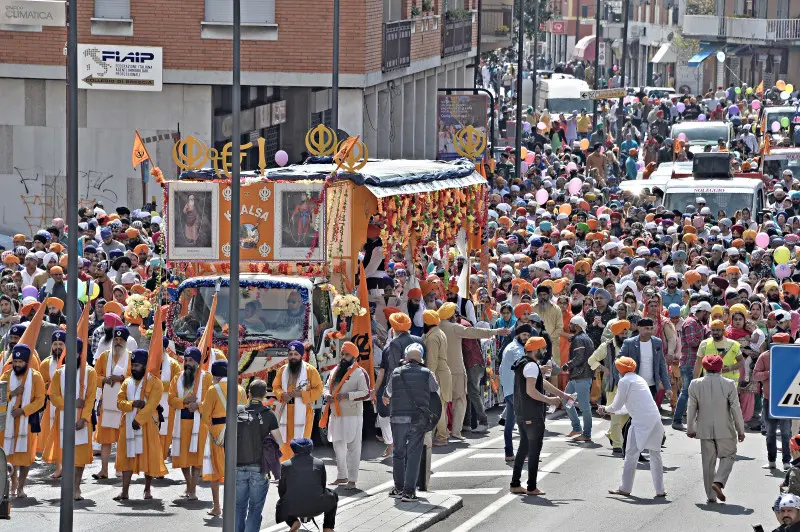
[423,310,441,326]
[610,320,631,336]
[438,302,457,320]
[729,304,748,319]
[710,319,725,330]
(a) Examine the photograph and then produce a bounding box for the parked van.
[534,78,591,115]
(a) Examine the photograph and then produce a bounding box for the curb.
[400,495,464,532]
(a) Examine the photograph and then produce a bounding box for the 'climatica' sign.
[0,0,66,26]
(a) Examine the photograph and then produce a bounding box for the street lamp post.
[514,0,524,180]
[332,0,340,131]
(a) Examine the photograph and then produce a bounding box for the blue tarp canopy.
[688,43,717,68]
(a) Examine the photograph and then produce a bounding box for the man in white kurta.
[599,356,666,498]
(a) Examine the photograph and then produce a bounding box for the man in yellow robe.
[158,336,182,460]
[93,326,132,479]
[200,360,246,517]
[0,344,45,498]
[113,348,167,501]
[168,346,211,501]
[48,338,97,501]
[2,323,42,374]
[272,341,323,461]
[38,331,65,468]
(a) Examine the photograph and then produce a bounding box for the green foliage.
[411,5,421,17]
[422,0,433,12]
[511,0,552,40]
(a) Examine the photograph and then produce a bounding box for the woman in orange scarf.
[557,295,572,391]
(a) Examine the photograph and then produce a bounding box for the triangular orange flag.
[132,130,151,169]
[199,293,218,372]
[147,304,164,379]
[350,261,374,388]
[10,299,46,372]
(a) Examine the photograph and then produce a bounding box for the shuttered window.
[95,0,130,19]
[205,0,275,23]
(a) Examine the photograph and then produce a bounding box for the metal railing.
[683,15,800,41]
[442,17,473,57]
[382,20,412,72]
[768,18,800,40]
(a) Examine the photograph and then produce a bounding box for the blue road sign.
[770,345,800,419]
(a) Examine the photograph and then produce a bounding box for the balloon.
[275,150,289,167]
[781,117,791,128]
[537,121,546,131]
[535,189,549,204]
[750,100,761,110]
[520,161,529,174]
[566,162,578,173]
[774,246,791,264]
[772,121,782,133]
[522,121,532,132]
[677,132,687,142]
[567,177,582,195]
[525,153,535,164]
[782,91,791,100]
[636,161,645,171]
[21,286,37,299]
[559,204,572,216]
[676,103,686,113]
[777,80,787,90]
[728,105,739,115]
[746,87,753,94]
[697,114,706,121]
[755,232,770,249]
[579,138,590,150]
[632,97,640,104]
[90,283,100,300]
[520,147,528,159]
[596,206,608,217]
[776,263,792,279]
[788,84,795,93]
[735,87,741,94]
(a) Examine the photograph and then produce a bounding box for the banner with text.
[437,94,488,161]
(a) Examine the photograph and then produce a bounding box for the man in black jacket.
[276,438,338,532]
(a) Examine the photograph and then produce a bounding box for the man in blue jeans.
[753,341,793,470]
[498,323,532,460]
[562,315,595,442]
[235,380,283,532]
[673,302,710,431]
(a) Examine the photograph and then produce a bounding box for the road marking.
[433,470,514,478]
[470,452,551,459]
[433,488,502,496]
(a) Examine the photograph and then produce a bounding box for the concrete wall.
[0,80,211,234]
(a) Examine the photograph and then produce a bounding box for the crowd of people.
[5,73,800,531]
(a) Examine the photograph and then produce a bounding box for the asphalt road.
[8,408,786,532]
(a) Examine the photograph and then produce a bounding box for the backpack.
[236,404,282,479]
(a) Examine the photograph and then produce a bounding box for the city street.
[10,408,783,531]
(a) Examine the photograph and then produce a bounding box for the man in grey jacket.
[618,318,672,400]
[562,315,595,442]
[687,354,746,504]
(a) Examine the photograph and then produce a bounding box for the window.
[95,0,130,19]
[383,0,403,22]
[204,0,275,23]
[777,0,790,18]
[581,5,589,18]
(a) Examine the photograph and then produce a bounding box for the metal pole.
[592,0,601,128]
[514,0,523,179]
[531,3,538,109]
[222,0,241,528]
[60,0,79,526]
[332,0,340,132]
[475,0,482,87]
[618,0,629,133]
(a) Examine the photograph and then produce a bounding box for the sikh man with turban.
[168,346,212,501]
[687,354,745,504]
[422,309,451,446]
[438,302,509,440]
[589,319,631,453]
[114,348,167,501]
[600,357,666,498]
[47,337,96,500]
[1,344,45,498]
[272,341,323,461]
[695,319,745,382]
[38,330,66,467]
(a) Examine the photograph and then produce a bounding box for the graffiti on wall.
[13,167,118,234]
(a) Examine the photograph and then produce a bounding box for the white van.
[670,121,733,154]
[535,78,591,115]
[763,148,800,179]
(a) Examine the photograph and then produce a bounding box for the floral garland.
[331,294,365,318]
[125,294,153,320]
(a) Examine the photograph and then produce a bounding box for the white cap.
[636,246,649,256]
[533,260,550,271]
[696,265,711,276]
[151,216,163,225]
[120,272,138,284]
[696,197,706,204]
[569,315,587,331]
[602,242,617,251]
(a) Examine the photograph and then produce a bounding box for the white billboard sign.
[77,44,163,91]
[0,0,65,26]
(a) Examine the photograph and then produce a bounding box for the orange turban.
[498,216,511,227]
[575,260,591,275]
[519,282,533,295]
[13,234,26,244]
[407,287,423,299]
[447,278,460,294]
[543,243,556,257]
[553,279,569,295]
[784,283,800,296]
[731,238,744,248]
[45,297,64,311]
[423,310,441,326]
[514,303,533,318]
[615,356,637,375]
[341,341,359,358]
[49,243,64,254]
[683,225,697,234]
[49,266,63,275]
[125,228,139,238]
[383,306,402,322]
[59,254,69,268]
[134,244,150,255]
[725,266,740,275]
[130,284,147,295]
[773,333,792,344]
[525,337,547,352]
[420,280,436,296]
[685,270,701,285]
[683,233,697,245]
[3,255,19,265]
[587,219,598,230]
[388,312,412,332]
[610,320,631,336]
[104,300,124,317]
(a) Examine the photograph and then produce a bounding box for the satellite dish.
[716,51,726,62]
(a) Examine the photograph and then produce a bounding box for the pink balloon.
[777,263,792,279]
[537,122,546,130]
[750,100,761,110]
[755,232,770,249]
[772,121,781,133]
[566,162,578,173]
[535,188,549,204]
[596,206,607,217]
[275,150,289,167]
[525,153,535,164]
[568,177,582,195]
[677,133,687,142]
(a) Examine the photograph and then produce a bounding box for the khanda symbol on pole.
[305,124,338,157]
[453,125,487,160]
[172,135,252,178]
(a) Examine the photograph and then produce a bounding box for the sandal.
[92,473,108,480]
[608,490,632,496]
[113,494,129,501]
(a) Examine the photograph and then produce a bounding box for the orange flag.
[756,80,764,95]
[763,131,771,155]
[350,261,374,388]
[332,135,359,174]
[147,304,164,379]
[12,299,47,372]
[132,130,151,169]
[199,293,218,372]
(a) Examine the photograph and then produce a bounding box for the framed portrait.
[273,182,326,262]
[167,182,219,260]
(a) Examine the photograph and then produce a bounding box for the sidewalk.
[332,492,462,532]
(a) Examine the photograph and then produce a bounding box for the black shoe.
[389,488,403,499]
[498,417,506,426]
[612,447,623,455]
[401,492,418,502]
[638,454,649,463]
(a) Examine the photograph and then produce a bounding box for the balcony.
[683,15,800,43]
[442,14,473,57]
[382,20,412,72]
[480,6,512,50]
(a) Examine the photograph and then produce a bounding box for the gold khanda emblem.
[212,141,253,179]
[172,135,210,172]
[336,138,368,173]
[305,124,338,156]
[454,125,487,159]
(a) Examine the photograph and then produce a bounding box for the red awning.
[572,35,596,61]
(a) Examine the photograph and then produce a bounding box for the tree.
[512,0,552,41]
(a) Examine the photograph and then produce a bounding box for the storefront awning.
[688,43,717,68]
[651,42,676,64]
[572,35,596,61]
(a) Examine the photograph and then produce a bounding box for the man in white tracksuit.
[599,356,666,498]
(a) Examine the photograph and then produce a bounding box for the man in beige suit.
[687,354,745,504]
[437,303,509,441]
[422,310,451,446]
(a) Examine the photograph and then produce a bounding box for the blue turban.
[184,347,202,364]
[9,324,26,337]
[76,338,83,354]
[287,341,305,355]
[211,360,228,377]
[131,348,148,366]
[12,344,31,363]
[289,438,314,455]
[114,326,130,340]
[162,336,170,349]
[52,330,67,343]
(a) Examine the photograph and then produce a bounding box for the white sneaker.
[763,462,777,469]
[784,462,792,472]
[474,424,489,433]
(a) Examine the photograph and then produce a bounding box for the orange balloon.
[579,138,590,151]
[777,80,787,90]
[559,204,572,216]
